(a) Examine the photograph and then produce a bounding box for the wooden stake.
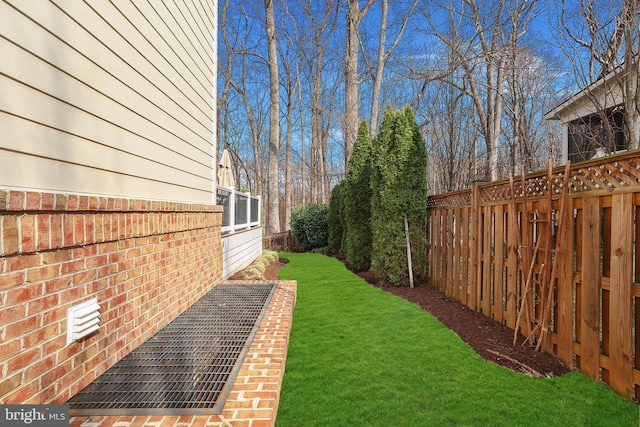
[519,167,535,342]
[404,214,414,288]
[513,238,542,346]
[536,162,571,351]
[538,161,554,325]
[509,173,533,344]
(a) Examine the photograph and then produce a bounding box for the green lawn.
[276,252,638,427]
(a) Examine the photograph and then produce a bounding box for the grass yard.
[276,253,638,427]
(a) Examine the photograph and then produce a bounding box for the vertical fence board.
[426,154,640,402]
[446,208,454,296]
[602,288,611,385]
[442,209,448,293]
[557,197,574,364]
[452,208,461,300]
[575,279,582,369]
[603,205,612,277]
[635,294,640,401]
[494,205,505,323]
[461,206,470,305]
[574,205,583,369]
[433,210,441,290]
[609,193,634,399]
[470,183,480,311]
[581,197,601,380]
[427,211,433,281]
[482,206,493,315]
[524,201,535,328]
[534,199,547,328]
[506,203,518,329]
[635,204,640,392]
[602,203,612,388]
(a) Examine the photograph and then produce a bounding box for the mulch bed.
[255,257,569,378]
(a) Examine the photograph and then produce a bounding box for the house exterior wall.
[222,227,263,278]
[0,1,223,405]
[0,0,217,203]
[0,190,222,404]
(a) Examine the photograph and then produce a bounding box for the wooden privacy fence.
[427,149,640,402]
[263,230,299,252]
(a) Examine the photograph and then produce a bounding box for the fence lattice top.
[428,150,640,208]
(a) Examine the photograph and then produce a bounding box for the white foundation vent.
[66,298,101,345]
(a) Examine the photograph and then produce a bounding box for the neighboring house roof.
[544,56,639,122]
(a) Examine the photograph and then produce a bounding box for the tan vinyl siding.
[0,0,217,203]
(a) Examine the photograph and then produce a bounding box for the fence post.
[229,189,236,232]
[245,192,251,227]
[469,182,480,311]
[257,195,262,227]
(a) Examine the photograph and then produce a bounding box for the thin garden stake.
[514,232,542,346]
[509,173,533,343]
[536,162,571,351]
[539,161,555,327]
[404,214,414,288]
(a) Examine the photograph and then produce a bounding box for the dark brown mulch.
[362,272,569,377]
[227,258,288,281]
[256,257,569,378]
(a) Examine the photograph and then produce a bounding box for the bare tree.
[219,4,269,196]
[363,0,417,137]
[299,77,307,206]
[502,43,565,174]
[298,0,339,204]
[265,0,281,233]
[344,0,375,168]
[278,0,303,230]
[217,0,234,151]
[557,0,639,156]
[426,76,482,192]
[423,0,537,181]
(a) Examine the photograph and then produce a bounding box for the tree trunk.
[283,67,296,231]
[300,78,306,206]
[369,0,388,138]
[265,0,280,233]
[344,0,360,169]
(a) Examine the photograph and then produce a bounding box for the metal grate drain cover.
[68,284,276,415]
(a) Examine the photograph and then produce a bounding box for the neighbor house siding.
[544,60,640,164]
[0,0,217,203]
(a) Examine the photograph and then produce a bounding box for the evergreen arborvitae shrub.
[403,106,429,278]
[290,204,329,252]
[370,105,428,285]
[327,180,345,254]
[344,119,373,270]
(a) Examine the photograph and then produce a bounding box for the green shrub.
[370,106,428,285]
[344,119,373,271]
[262,249,279,263]
[327,181,345,255]
[244,266,264,280]
[290,204,329,252]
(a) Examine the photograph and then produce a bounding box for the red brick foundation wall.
[0,190,223,404]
